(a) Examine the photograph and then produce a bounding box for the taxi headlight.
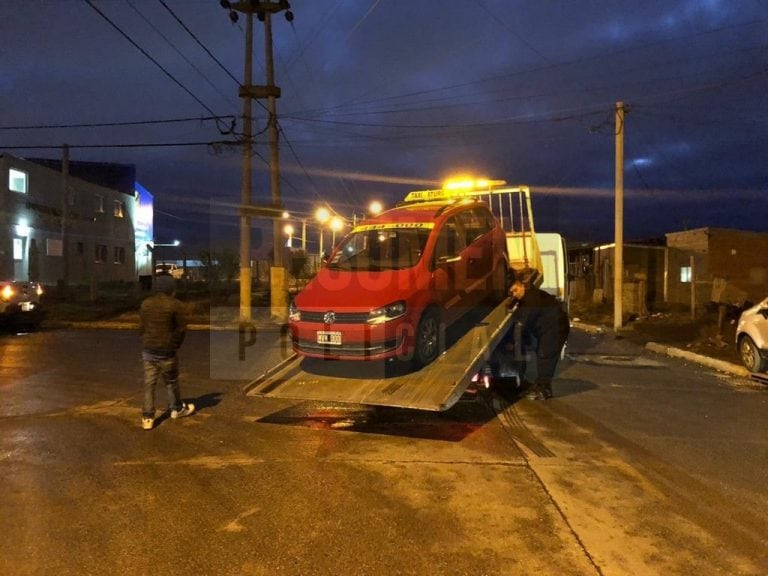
[367,300,406,324]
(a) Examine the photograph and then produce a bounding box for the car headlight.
[288,300,301,322]
[35,283,44,297]
[1,285,13,301]
[367,300,406,324]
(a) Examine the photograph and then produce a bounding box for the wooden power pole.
[614,102,625,332]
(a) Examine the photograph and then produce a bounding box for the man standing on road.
[139,275,195,430]
[507,273,570,400]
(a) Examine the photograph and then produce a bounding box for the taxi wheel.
[738,335,767,373]
[413,309,440,367]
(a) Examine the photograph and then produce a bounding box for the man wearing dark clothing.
[139,275,195,430]
[508,277,570,400]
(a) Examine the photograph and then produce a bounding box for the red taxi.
[289,197,508,366]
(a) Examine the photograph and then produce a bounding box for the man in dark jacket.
[139,275,195,430]
[508,276,570,400]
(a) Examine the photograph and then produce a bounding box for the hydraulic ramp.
[245,300,514,412]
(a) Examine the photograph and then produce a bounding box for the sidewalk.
[572,320,750,378]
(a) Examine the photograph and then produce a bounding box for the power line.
[156,0,241,86]
[1,140,238,150]
[0,115,235,131]
[83,0,228,132]
[292,17,768,118]
[126,0,238,111]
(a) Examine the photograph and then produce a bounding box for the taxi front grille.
[296,337,401,357]
[299,311,371,324]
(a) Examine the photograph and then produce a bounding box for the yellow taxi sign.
[353,222,435,233]
[403,178,507,203]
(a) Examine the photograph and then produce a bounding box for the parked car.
[289,199,509,366]
[155,262,183,279]
[0,280,45,328]
[735,296,768,373]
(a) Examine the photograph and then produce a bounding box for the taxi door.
[430,216,468,325]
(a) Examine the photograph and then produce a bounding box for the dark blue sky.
[2,0,766,254]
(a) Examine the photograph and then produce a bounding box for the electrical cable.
[0,115,235,131]
[83,0,231,134]
[127,0,239,112]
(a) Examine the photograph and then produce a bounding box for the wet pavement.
[1,326,766,575]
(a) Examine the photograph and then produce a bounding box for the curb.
[572,320,749,377]
[644,342,750,377]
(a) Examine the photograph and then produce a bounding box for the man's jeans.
[142,351,181,417]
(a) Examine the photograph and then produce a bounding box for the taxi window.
[432,217,465,265]
[330,227,430,271]
[459,208,493,245]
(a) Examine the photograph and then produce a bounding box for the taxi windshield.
[328,226,431,271]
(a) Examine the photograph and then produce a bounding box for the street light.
[283,223,294,247]
[330,216,344,246]
[315,207,331,257]
[368,201,383,216]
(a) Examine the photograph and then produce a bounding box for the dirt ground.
[569,300,743,366]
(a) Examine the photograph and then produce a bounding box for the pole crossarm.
[239,85,281,99]
[239,202,285,219]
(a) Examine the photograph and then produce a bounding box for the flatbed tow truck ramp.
[245,300,514,412]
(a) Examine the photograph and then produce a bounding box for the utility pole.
[614,102,625,331]
[60,144,70,292]
[239,8,254,322]
[225,0,293,322]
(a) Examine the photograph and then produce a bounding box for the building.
[666,227,768,308]
[569,227,768,314]
[0,153,153,286]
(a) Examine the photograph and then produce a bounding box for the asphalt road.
[1,325,766,575]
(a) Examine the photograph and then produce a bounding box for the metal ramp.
[245,301,514,411]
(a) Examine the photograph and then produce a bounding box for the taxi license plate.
[316,331,342,345]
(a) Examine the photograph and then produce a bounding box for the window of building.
[9,168,28,193]
[13,238,23,261]
[47,238,63,257]
[95,194,104,213]
[95,244,108,263]
[113,200,125,218]
[679,266,692,283]
[113,246,125,264]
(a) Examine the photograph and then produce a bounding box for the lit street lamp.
[330,216,344,246]
[315,207,331,257]
[283,223,294,248]
[369,200,383,216]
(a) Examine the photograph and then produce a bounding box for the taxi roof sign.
[403,178,529,204]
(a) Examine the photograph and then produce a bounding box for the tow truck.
[246,180,565,411]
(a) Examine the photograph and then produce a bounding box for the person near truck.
[139,274,195,430]
[506,273,570,400]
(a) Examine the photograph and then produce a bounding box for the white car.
[736,297,768,373]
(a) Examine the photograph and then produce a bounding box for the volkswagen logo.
[323,311,336,325]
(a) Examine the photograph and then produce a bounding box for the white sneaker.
[141,417,154,430]
[171,402,195,419]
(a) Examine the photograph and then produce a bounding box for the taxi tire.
[413,309,440,368]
